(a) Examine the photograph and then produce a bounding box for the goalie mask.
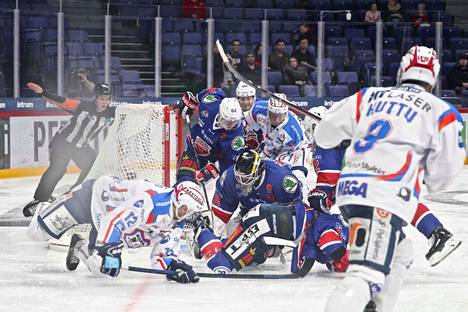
[234,150,265,194]
[218,97,243,130]
[236,82,256,112]
[397,45,440,90]
[171,181,205,220]
[268,93,288,127]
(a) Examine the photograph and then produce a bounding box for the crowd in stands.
[0,0,467,104]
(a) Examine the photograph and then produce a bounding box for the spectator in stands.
[269,39,289,71]
[240,52,261,85]
[283,56,310,96]
[182,0,207,19]
[448,53,468,96]
[383,0,403,23]
[291,38,315,73]
[411,3,430,29]
[227,39,244,71]
[253,44,262,66]
[72,68,96,99]
[293,23,316,47]
[365,3,381,24]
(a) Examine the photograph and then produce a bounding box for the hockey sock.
[411,203,442,239]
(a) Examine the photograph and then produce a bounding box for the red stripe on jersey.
[316,172,341,187]
[212,205,233,224]
[200,240,223,260]
[411,202,430,226]
[438,112,457,131]
[356,90,363,123]
[319,229,341,249]
[103,209,127,242]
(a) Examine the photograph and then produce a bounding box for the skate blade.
[429,240,462,267]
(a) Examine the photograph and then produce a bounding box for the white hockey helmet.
[303,105,327,136]
[397,45,440,89]
[171,181,205,220]
[236,82,257,112]
[268,93,288,114]
[218,97,243,130]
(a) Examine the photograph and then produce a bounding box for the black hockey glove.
[166,259,200,284]
[97,241,124,278]
[178,91,198,119]
[308,189,335,214]
[186,212,210,234]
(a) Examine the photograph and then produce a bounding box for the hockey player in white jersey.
[315,46,465,312]
[27,176,204,283]
[236,82,263,151]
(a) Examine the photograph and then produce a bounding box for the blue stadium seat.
[382,37,396,50]
[401,37,423,53]
[255,0,274,8]
[267,9,285,20]
[162,45,181,63]
[271,33,291,45]
[162,32,181,45]
[287,9,307,20]
[388,62,400,78]
[441,89,457,97]
[353,50,374,71]
[160,6,181,17]
[328,85,349,97]
[278,85,300,97]
[183,32,203,44]
[249,33,262,45]
[325,25,342,37]
[181,45,203,57]
[223,8,244,19]
[205,0,224,6]
[241,20,262,33]
[244,8,264,20]
[450,38,468,51]
[344,28,365,41]
[327,37,347,46]
[268,71,283,85]
[337,71,359,85]
[310,71,332,85]
[351,38,372,50]
[68,30,88,42]
[382,49,400,63]
[173,20,194,32]
[226,33,247,44]
[303,85,317,96]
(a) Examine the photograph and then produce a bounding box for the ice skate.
[426,226,462,267]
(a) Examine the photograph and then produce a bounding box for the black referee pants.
[34,136,97,201]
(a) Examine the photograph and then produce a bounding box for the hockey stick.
[185,115,214,225]
[127,265,299,279]
[215,39,321,122]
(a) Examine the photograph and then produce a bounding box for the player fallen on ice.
[176,88,245,185]
[187,149,349,275]
[314,46,465,312]
[23,82,115,217]
[27,176,204,283]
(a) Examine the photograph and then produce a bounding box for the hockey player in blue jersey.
[189,201,349,275]
[177,88,245,184]
[27,177,204,283]
[211,149,302,223]
[187,149,349,275]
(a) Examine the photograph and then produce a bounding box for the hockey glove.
[244,131,261,151]
[178,91,198,119]
[97,241,124,278]
[327,250,349,273]
[194,162,219,185]
[166,259,200,284]
[308,189,335,214]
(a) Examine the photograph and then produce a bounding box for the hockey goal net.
[87,103,183,186]
[49,104,183,250]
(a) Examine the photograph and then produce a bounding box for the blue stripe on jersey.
[149,191,172,223]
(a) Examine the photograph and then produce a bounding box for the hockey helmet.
[218,97,243,130]
[94,83,111,97]
[268,93,288,126]
[234,150,265,187]
[171,181,205,220]
[397,46,440,90]
[236,82,257,112]
[303,105,327,136]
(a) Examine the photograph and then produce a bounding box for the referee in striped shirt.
[23,82,115,217]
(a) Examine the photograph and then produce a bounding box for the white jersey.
[314,84,465,223]
[90,176,183,269]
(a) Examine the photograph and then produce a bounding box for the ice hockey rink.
[0,171,467,312]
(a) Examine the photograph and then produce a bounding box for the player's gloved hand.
[244,131,260,150]
[186,212,210,233]
[308,188,335,214]
[327,250,349,273]
[166,259,200,284]
[194,162,219,184]
[97,241,124,278]
[178,91,198,119]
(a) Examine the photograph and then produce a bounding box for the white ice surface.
[0,172,467,312]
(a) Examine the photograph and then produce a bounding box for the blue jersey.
[313,145,346,194]
[188,88,245,174]
[212,160,302,223]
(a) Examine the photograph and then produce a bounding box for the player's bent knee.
[347,264,386,296]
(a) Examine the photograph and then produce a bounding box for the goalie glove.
[308,188,335,214]
[166,259,200,284]
[178,91,199,119]
[97,241,124,278]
